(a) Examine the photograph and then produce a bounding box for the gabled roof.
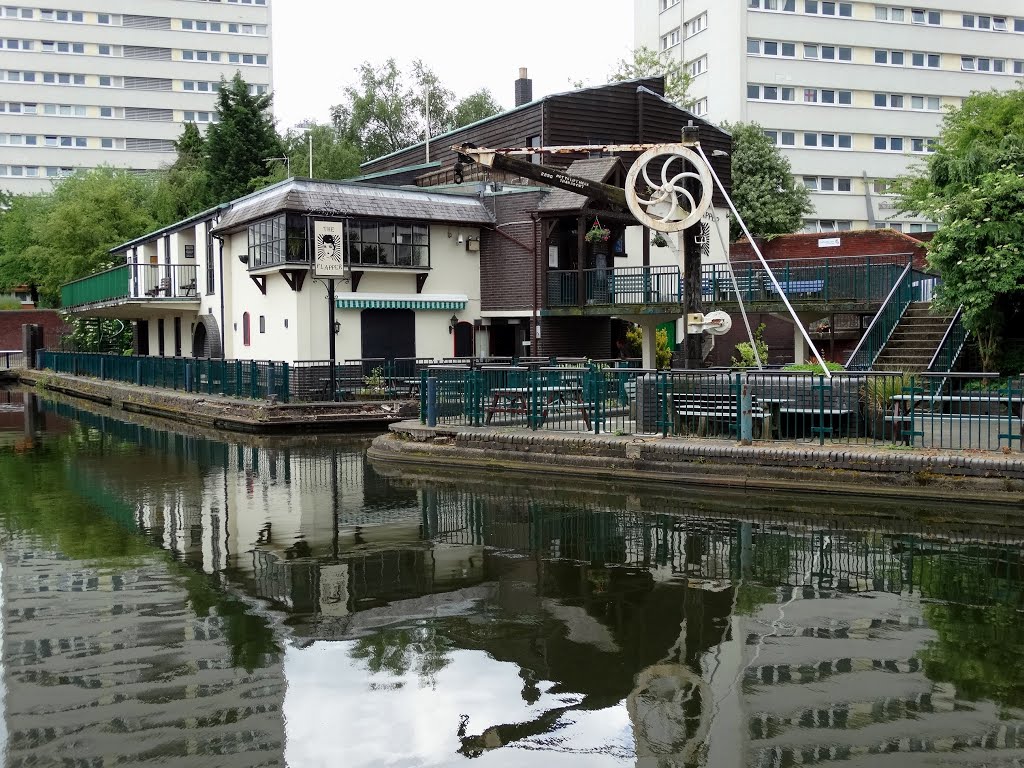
[210,177,494,235]
[537,157,624,213]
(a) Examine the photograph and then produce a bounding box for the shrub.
[732,323,768,368]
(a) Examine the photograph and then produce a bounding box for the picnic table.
[484,385,591,429]
[889,392,1023,447]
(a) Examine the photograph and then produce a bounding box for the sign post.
[313,220,346,402]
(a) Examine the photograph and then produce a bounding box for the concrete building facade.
[634,0,1023,232]
[0,0,272,194]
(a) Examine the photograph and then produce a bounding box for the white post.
[308,131,313,177]
[793,322,807,365]
[640,319,659,370]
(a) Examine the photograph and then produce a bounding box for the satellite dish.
[625,144,714,233]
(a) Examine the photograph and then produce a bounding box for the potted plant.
[584,220,611,250]
[859,373,910,441]
[651,232,669,248]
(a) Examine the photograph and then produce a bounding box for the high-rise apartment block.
[0,0,272,194]
[634,0,1022,233]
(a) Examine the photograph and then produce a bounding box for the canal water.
[2,387,1024,767]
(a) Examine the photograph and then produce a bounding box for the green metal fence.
[40,351,290,402]
[419,364,1023,453]
[60,265,130,308]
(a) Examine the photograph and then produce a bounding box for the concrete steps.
[872,302,955,373]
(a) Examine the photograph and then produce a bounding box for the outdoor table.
[889,392,1023,445]
[755,396,790,438]
[484,385,591,429]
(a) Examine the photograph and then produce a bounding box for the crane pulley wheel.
[625,144,714,233]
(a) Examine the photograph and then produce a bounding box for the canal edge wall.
[370,421,1024,508]
[15,370,416,434]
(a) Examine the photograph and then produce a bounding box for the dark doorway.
[360,309,415,360]
[453,322,474,357]
[193,321,207,358]
[173,317,182,357]
[136,320,150,355]
[490,323,517,357]
[157,319,165,357]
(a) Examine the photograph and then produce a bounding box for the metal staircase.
[871,302,960,373]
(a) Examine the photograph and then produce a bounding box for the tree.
[724,122,812,241]
[896,87,1024,373]
[332,59,420,161]
[280,123,363,181]
[609,46,691,105]
[331,59,501,162]
[151,122,212,223]
[204,73,284,203]
[0,169,159,306]
[450,89,502,129]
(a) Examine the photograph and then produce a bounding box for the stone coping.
[371,420,1024,508]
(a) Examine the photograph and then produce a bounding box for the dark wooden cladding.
[360,103,543,176]
[358,77,731,205]
[479,190,545,313]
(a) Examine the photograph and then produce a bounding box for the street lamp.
[263,156,291,177]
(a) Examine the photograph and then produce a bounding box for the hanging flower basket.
[584,219,611,244]
[651,232,669,248]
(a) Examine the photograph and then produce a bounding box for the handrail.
[845,261,913,369]
[926,305,965,372]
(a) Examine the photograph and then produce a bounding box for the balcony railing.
[62,264,199,309]
[700,256,909,305]
[547,266,682,307]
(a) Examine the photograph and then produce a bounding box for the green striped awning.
[335,296,467,310]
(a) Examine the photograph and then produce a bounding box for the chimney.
[514,67,533,107]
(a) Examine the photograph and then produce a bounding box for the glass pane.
[378,223,395,248]
[396,245,412,266]
[359,220,377,245]
[412,224,429,245]
[377,244,394,265]
[412,246,429,267]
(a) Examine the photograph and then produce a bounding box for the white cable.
[711,214,762,369]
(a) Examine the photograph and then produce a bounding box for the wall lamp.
[333,320,341,335]
[448,314,459,334]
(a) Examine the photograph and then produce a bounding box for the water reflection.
[1,390,1024,766]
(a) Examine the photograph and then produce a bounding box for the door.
[453,322,474,357]
[173,317,182,357]
[136,320,149,355]
[360,309,415,360]
[157,319,165,357]
[193,321,207,358]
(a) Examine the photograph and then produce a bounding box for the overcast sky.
[271,0,635,132]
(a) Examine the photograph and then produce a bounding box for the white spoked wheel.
[625,144,714,233]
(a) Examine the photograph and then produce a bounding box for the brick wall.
[0,311,68,352]
[479,190,546,313]
[731,229,928,270]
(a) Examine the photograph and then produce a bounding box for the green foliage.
[280,122,364,181]
[609,46,690,105]
[723,122,813,242]
[0,296,23,310]
[732,323,768,368]
[783,361,846,372]
[332,59,503,162]
[450,88,503,129]
[204,73,283,203]
[895,87,1024,373]
[150,121,212,222]
[625,325,672,370]
[65,317,133,354]
[0,168,159,306]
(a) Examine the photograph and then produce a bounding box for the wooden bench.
[671,392,769,437]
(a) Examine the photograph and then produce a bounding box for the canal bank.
[16,369,417,433]
[371,420,1024,508]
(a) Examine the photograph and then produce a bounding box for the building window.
[687,55,707,77]
[347,220,430,268]
[661,0,680,10]
[685,12,707,37]
[259,315,265,334]
[242,313,250,346]
[247,213,307,270]
[911,8,940,25]
[661,27,680,50]
[876,6,906,22]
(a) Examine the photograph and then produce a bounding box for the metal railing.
[845,262,915,370]
[700,256,907,305]
[0,350,24,370]
[40,352,289,402]
[927,306,968,373]
[419,364,1023,453]
[547,266,681,307]
[61,264,199,308]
